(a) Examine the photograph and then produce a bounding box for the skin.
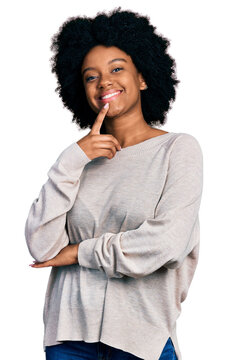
[81,45,168,148]
[30,45,168,269]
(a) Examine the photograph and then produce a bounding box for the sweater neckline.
[114,131,175,156]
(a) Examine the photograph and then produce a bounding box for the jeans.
[45,337,178,360]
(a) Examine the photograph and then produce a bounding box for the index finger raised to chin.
[90,103,109,135]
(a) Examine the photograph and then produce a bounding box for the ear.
[138,72,148,90]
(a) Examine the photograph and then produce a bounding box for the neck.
[103,107,154,148]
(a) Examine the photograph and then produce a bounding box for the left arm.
[30,244,79,268]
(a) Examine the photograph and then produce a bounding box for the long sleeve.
[24,142,91,262]
[77,134,203,279]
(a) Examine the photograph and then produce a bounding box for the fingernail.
[104,103,109,109]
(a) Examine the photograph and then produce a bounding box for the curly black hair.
[50,6,180,134]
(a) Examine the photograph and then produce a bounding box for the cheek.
[84,89,94,106]
[84,89,100,112]
[124,76,138,92]
[85,86,96,101]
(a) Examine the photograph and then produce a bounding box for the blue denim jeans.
[45,337,178,360]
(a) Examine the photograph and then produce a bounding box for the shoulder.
[164,132,204,175]
[169,132,203,157]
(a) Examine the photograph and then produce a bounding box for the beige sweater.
[25,131,203,360]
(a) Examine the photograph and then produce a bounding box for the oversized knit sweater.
[24,131,203,360]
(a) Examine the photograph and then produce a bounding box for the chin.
[107,103,123,115]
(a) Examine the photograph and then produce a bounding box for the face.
[81,45,147,118]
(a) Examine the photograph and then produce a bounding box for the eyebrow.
[81,58,127,77]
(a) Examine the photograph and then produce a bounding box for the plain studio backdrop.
[0,0,227,359]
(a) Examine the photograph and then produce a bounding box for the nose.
[97,74,113,89]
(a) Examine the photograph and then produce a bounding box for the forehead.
[82,45,133,67]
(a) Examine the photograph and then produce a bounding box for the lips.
[97,90,123,103]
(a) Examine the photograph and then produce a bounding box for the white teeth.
[101,91,121,100]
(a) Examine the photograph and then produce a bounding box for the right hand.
[76,103,122,160]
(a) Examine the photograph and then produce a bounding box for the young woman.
[25,7,203,360]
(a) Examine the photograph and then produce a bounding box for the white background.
[0,0,227,359]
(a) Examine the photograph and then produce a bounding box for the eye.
[112,67,123,73]
[85,68,123,83]
[85,76,96,83]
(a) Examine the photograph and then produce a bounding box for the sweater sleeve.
[78,134,203,279]
[24,142,91,263]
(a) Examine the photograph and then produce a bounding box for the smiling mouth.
[97,90,123,103]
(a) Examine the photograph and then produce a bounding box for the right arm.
[24,142,91,263]
[25,103,121,264]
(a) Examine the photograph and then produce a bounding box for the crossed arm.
[29,243,80,268]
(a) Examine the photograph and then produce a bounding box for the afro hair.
[50,6,180,134]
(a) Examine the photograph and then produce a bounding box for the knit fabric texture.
[25,131,203,360]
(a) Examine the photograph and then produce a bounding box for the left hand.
[29,244,79,268]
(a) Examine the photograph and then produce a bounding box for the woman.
[25,7,203,360]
